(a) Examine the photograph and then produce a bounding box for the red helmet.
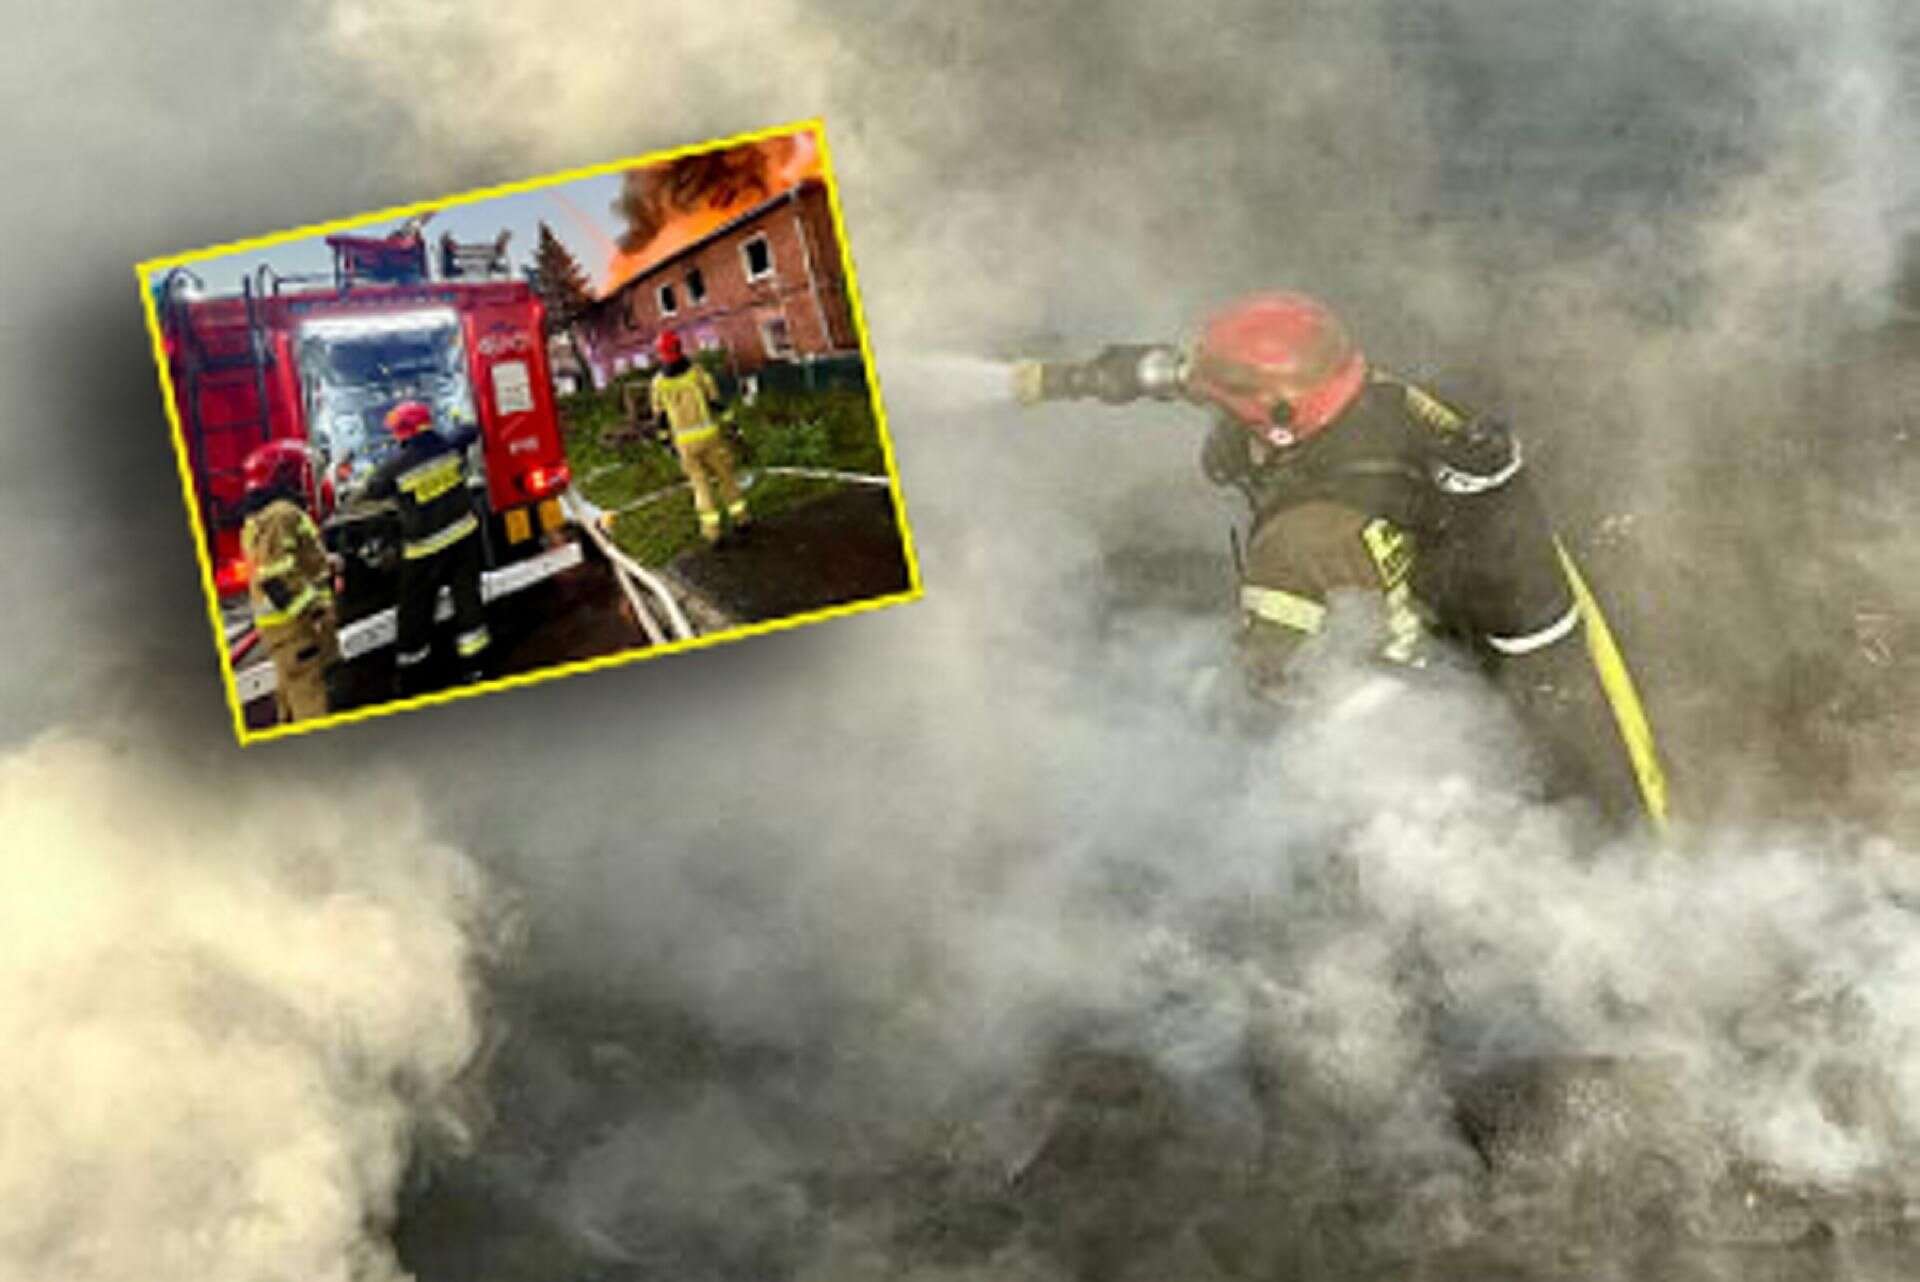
[1187,292,1367,447]
[384,400,434,439]
[242,439,311,498]
[655,329,684,363]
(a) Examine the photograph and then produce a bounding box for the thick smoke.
[318,0,1920,813]
[1,0,1917,1278]
[0,730,490,1282]
[295,0,1920,1277]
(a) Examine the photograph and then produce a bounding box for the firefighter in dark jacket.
[238,440,340,723]
[1013,291,1669,831]
[364,399,490,696]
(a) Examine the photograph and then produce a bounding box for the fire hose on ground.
[560,487,698,644]
[600,465,895,520]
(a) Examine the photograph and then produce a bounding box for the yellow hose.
[1556,539,1671,836]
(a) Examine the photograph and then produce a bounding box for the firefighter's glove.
[1200,418,1253,489]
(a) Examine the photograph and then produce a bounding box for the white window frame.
[740,233,775,283]
[686,266,707,304]
[759,315,795,360]
[657,282,679,317]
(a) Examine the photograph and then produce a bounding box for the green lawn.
[559,375,892,567]
[605,473,846,565]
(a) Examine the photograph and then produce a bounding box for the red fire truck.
[155,224,584,695]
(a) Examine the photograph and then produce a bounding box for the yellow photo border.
[135,117,923,746]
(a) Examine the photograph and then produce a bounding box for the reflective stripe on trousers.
[455,626,490,658]
[404,513,478,560]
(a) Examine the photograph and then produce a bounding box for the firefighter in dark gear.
[363,400,490,696]
[1013,291,1669,832]
[649,329,750,544]
[238,440,340,724]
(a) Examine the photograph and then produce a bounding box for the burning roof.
[602,131,822,298]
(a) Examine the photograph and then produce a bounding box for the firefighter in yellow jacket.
[238,440,340,723]
[649,329,749,544]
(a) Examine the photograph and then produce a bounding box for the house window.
[741,234,774,282]
[658,283,679,317]
[759,315,794,359]
[686,267,707,304]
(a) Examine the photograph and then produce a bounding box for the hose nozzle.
[1009,344,1186,407]
[1010,359,1052,406]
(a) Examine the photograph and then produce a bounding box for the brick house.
[580,177,859,383]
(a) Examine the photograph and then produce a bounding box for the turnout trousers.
[393,529,489,693]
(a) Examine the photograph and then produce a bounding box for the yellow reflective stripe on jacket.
[256,554,298,579]
[404,512,478,560]
[397,455,464,504]
[673,424,720,445]
[1361,517,1428,666]
[1557,540,1671,835]
[252,584,317,630]
[1240,585,1326,634]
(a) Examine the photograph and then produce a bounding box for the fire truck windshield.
[296,310,479,504]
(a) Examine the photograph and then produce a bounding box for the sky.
[144,171,631,299]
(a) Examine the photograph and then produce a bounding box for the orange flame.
[603,132,822,297]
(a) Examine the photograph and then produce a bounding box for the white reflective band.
[1433,441,1524,495]
[455,628,490,657]
[1485,602,1582,655]
[404,513,478,559]
[395,646,431,667]
[1240,585,1326,634]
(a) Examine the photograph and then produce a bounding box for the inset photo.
[139,120,919,744]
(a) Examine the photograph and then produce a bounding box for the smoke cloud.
[3,0,1920,1277]
[292,0,1920,1277]
[0,730,490,1282]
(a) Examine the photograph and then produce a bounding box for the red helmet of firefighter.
[242,439,312,499]
[1185,292,1368,449]
[655,329,685,364]
[384,399,434,440]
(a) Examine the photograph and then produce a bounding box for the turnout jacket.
[649,359,724,443]
[239,489,333,632]
[1222,372,1660,823]
[363,424,482,561]
[1229,371,1575,681]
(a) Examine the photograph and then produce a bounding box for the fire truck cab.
[157,224,582,690]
